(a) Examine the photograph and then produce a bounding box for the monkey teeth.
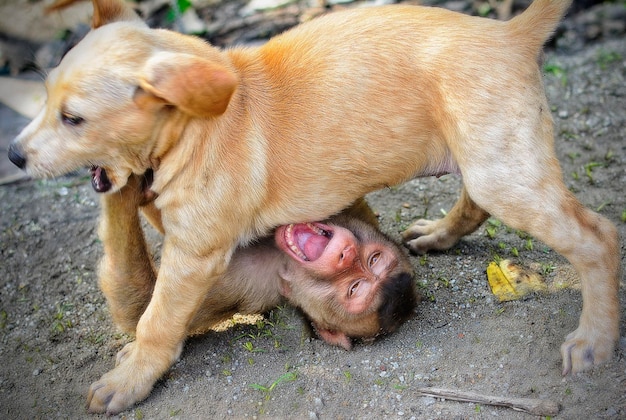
[285,223,330,261]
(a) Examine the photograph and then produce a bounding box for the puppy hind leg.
[472,178,620,374]
[554,196,620,374]
[402,186,489,254]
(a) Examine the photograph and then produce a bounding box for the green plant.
[0,310,7,329]
[438,276,450,288]
[51,303,74,333]
[524,238,534,251]
[596,50,622,70]
[544,62,567,86]
[596,201,610,212]
[419,254,428,266]
[485,218,504,239]
[566,152,580,161]
[583,161,604,183]
[243,341,264,353]
[394,208,402,223]
[166,0,192,23]
[476,2,492,16]
[250,371,298,401]
[541,262,556,275]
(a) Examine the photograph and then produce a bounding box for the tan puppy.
[8,0,620,414]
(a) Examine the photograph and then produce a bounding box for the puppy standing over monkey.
[8,0,620,414]
[99,173,417,351]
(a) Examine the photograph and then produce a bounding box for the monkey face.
[275,221,399,316]
[274,217,416,348]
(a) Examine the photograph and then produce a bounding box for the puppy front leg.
[87,243,230,414]
[402,186,489,254]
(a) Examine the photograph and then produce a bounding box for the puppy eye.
[61,112,84,126]
[368,252,381,267]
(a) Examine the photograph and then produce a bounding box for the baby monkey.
[98,174,417,350]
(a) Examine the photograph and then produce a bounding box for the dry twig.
[414,386,561,416]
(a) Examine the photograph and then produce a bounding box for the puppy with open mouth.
[8,0,620,414]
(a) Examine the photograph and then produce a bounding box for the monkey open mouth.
[280,223,332,262]
[90,166,112,193]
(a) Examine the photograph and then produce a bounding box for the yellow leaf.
[487,260,546,302]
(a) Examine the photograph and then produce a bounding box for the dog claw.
[560,330,614,375]
[85,341,162,414]
[86,381,114,414]
[560,342,574,376]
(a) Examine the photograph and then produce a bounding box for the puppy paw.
[402,219,457,254]
[87,343,160,414]
[560,328,616,375]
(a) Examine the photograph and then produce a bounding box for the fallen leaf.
[487,260,546,302]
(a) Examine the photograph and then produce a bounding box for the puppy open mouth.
[282,223,333,261]
[90,166,112,193]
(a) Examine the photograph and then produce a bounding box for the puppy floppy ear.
[139,52,237,118]
[46,0,142,28]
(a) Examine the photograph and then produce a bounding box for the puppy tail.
[508,0,572,53]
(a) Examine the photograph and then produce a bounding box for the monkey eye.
[348,280,361,298]
[368,252,381,268]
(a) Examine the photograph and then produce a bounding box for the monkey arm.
[340,197,379,228]
[97,175,157,334]
[187,240,287,335]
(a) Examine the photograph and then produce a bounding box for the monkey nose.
[338,244,357,268]
[8,143,26,169]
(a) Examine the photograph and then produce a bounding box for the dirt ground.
[1,2,625,419]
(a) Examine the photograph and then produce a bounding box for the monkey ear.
[140,52,237,118]
[46,0,142,29]
[314,324,352,351]
[278,277,292,298]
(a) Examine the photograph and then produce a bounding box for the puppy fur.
[9,0,620,414]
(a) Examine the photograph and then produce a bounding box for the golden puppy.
[8,0,620,414]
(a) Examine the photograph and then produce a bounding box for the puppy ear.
[47,0,141,28]
[139,52,237,118]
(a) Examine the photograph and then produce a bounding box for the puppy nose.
[8,143,26,169]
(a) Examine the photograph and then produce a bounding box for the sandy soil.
[1,4,625,420]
